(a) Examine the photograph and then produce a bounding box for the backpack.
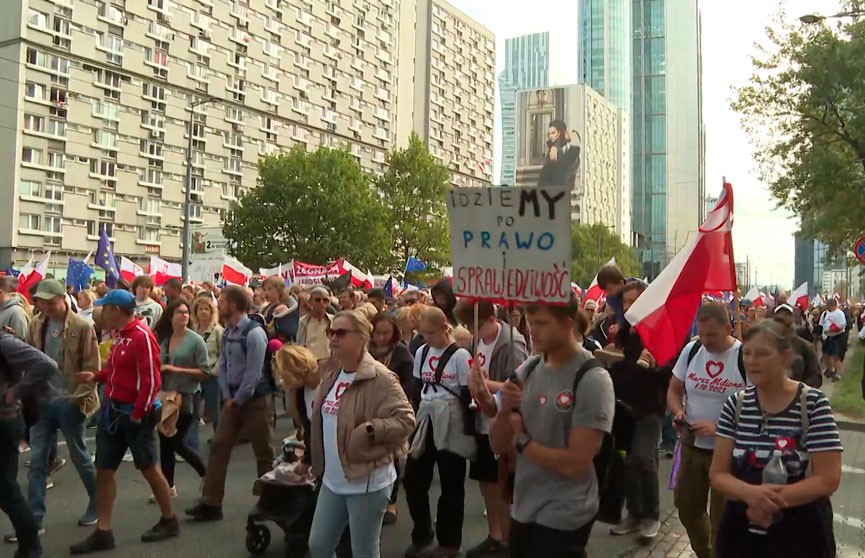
[223,319,275,392]
[418,342,476,436]
[686,340,746,384]
[521,356,615,493]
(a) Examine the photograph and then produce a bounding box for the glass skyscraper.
[579,0,632,112]
[499,32,550,186]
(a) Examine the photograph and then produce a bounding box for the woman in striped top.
[709,320,842,558]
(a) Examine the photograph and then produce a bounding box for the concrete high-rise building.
[0,0,494,270]
[498,32,549,186]
[631,0,705,279]
[578,0,632,112]
[513,85,631,244]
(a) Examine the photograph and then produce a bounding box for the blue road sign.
[855,235,865,265]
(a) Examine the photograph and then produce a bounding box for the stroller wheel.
[246,524,271,555]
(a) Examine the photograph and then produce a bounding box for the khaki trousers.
[674,443,725,558]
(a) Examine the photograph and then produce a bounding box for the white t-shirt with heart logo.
[672,339,746,450]
[321,370,396,495]
[413,344,471,402]
[473,328,501,434]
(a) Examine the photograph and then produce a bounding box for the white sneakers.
[148,485,178,503]
[610,516,660,540]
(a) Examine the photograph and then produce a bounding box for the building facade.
[631,0,705,279]
[1,0,494,269]
[578,0,631,112]
[498,31,549,187]
[513,84,631,244]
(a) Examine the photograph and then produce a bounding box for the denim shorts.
[95,403,158,471]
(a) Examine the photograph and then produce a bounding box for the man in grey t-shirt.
[491,297,615,558]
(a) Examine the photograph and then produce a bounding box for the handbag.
[156,391,182,437]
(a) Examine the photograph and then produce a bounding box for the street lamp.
[182,97,218,283]
[799,10,865,24]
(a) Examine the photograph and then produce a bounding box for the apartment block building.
[0,0,494,269]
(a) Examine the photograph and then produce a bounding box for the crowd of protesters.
[0,261,855,558]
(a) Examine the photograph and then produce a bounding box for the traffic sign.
[855,235,865,265]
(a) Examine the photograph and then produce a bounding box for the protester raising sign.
[446,185,572,304]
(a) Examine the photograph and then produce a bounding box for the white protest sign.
[447,185,572,304]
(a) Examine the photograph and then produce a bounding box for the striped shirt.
[716,385,843,534]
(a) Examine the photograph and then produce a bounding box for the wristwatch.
[515,434,533,454]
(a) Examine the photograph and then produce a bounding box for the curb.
[837,419,865,433]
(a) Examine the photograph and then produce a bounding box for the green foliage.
[570,223,640,286]
[830,346,865,418]
[222,146,390,271]
[733,1,865,257]
[376,133,451,274]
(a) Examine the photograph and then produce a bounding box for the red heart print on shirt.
[335,382,350,400]
[706,361,725,379]
[429,356,440,371]
[538,394,548,405]
[475,353,487,367]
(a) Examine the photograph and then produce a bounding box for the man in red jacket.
[70,289,179,555]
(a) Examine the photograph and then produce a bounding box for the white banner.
[446,185,572,304]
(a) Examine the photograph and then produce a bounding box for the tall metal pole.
[181,97,217,284]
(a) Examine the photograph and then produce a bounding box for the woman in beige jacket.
[307,310,415,558]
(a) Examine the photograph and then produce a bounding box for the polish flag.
[119,257,144,283]
[583,257,616,306]
[149,256,182,286]
[791,282,809,310]
[18,251,52,301]
[625,183,737,365]
[364,270,375,291]
[222,256,252,286]
[571,282,583,298]
[743,287,764,307]
[338,259,372,289]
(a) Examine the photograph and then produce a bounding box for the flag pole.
[723,176,744,340]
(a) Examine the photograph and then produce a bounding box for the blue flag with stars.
[95,227,119,287]
[384,276,394,298]
[404,256,427,274]
[66,258,93,292]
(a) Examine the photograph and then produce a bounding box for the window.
[142,110,165,129]
[24,114,44,132]
[222,182,239,198]
[223,131,243,148]
[90,160,117,177]
[53,17,72,38]
[147,21,171,40]
[224,157,243,174]
[140,168,163,185]
[22,147,43,165]
[21,214,41,231]
[96,70,122,90]
[25,82,46,100]
[47,152,64,169]
[27,9,49,29]
[92,99,119,121]
[93,130,117,148]
[46,119,65,138]
[139,198,161,214]
[145,48,168,67]
[226,107,244,123]
[262,88,278,104]
[98,2,125,24]
[44,216,61,234]
[98,33,124,64]
[139,227,160,242]
[140,140,164,158]
[20,180,41,197]
[143,83,166,100]
[44,183,62,201]
[189,203,202,219]
[25,48,69,75]
[87,221,115,237]
[148,0,169,13]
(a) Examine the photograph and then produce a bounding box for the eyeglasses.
[326,328,354,339]
[312,297,326,303]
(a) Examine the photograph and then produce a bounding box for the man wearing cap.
[70,289,179,554]
[772,303,822,388]
[297,286,333,360]
[6,280,100,543]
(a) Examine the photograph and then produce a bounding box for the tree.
[376,133,451,274]
[570,223,640,287]
[732,1,865,257]
[223,146,390,271]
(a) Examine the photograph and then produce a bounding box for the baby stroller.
[245,438,352,557]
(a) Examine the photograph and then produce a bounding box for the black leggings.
[158,411,207,487]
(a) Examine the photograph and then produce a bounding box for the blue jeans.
[624,414,662,521]
[201,376,221,433]
[28,399,96,525]
[0,416,42,555]
[308,483,392,558]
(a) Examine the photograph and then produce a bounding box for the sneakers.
[4,529,45,544]
[70,529,115,555]
[184,503,223,522]
[78,510,99,527]
[639,519,660,540]
[121,451,134,463]
[610,516,642,536]
[149,485,178,503]
[49,457,67,476]
[466,536,507,557]
[45,477,54,490]
[141,516,180,543]
[405,542,436,558]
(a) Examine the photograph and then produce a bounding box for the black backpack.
[521,356,615,493]
[223,318,276,392]
[418,343,477,436]
[685,340,746,384]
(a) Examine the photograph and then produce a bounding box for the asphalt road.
[2,416,677,557]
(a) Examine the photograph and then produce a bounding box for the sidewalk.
[618,429,865,558]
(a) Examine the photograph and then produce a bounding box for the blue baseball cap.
[94,289,135,310]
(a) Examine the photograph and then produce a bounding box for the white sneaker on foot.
[610,516,641,536]
[639,519,660,539]
[148,485,178,503]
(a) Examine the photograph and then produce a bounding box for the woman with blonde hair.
[272,343,321,448]
[261,276,300,342]
[396,303,426,354]
[307,311,415,558]
[191,295,223,433]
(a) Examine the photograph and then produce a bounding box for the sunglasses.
[326,328,355,339]
[312,297,326,303]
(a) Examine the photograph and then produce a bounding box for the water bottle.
[761,449,788,525]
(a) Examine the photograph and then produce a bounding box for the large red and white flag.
[338,259,373,289]
[149,256,182,286]
[790,282,809,310]
[743,287,764,307]
[625,183,737,365]
[119,257,144,283]
[583,257,616,306]
[18,251,52,301]
[222,256,252,286]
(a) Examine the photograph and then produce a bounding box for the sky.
[448,0,842,289]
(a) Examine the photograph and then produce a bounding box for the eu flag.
[66,258,93,292]
[404,256,427,274]
[383,276,394,297]
[95,227,119,287]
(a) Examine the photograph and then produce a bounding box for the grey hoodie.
[476,320,529,382]
[0,333,60,418]
[0,297,29,340]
